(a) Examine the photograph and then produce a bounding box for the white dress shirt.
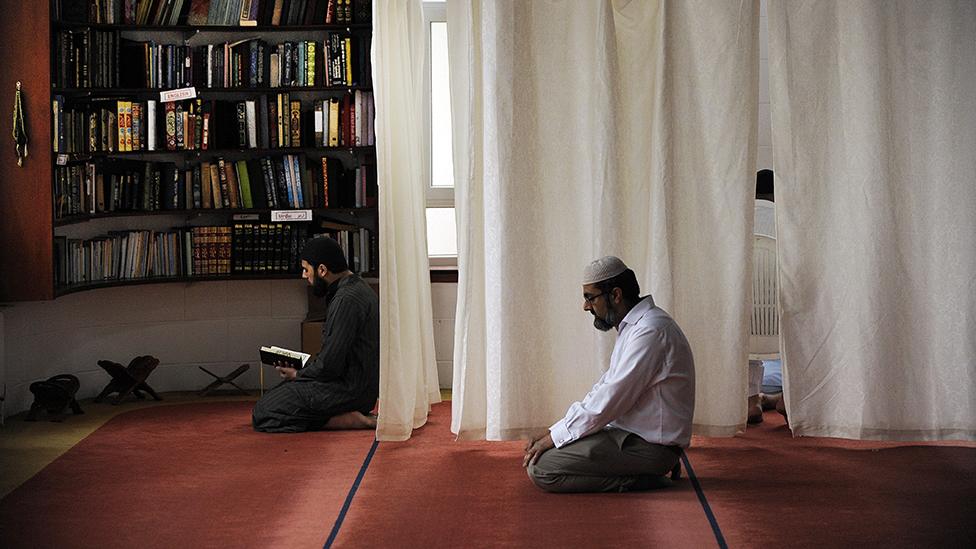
[549,295,696,448]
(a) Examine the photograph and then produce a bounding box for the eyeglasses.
[583,292,607,305]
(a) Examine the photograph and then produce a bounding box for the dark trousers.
[527,428,681,493]
[252,380,370,433]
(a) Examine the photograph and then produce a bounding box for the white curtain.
[768,0,976,440]
[373,0,442,441]
[449,1,758,440]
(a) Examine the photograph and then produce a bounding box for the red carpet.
[331,403,718,548]
[5,402,974,548]
[686,411,976,548]
[0,402,375,549]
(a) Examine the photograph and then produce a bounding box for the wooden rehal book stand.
[95,356,162,405]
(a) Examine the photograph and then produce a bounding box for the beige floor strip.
[1,388,452,499]
[0,392,256,499]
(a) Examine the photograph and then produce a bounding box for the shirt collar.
[325,273,357,301]
[619,295,656,329]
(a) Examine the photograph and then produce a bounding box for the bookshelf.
[0,0,377,302]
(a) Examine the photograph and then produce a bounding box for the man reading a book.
[522,256,696,492]
[252,236,379,433]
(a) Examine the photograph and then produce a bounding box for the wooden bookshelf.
[54,206,376,227]
[56,146,375,158]
[53,87,373,95]
[53,270,376,298]
[52,23,372,32]
[0,0,376,302]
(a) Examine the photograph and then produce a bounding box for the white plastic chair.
[754,199,776,239]
[750,234,779,357]
[746,201,780,424]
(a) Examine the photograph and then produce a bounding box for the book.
[236,159,254,208]
[165,102,177,150]
[187,0,211,25]
[147,100,158,150]
[259,346,311,369]
[200,161,213,208]
[245,100,258,148]
[209,163,223,208]
[328,98,339,146]
[314,99,324,145]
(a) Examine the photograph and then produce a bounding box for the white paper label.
[56,154,68,165]
[232,213,260,221]
[271,210,313,222]
[160,87,197,103]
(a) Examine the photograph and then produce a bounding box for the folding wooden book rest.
[95,355,162,405]
[198,364,250,396]
[26,374,84,421]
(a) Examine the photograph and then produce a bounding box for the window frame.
[423,2,457,267]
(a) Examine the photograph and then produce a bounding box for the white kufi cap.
[582,256,628,285]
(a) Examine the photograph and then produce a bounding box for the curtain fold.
[449,0,759,440]
[768,0,976,440]
[373,0,441,441]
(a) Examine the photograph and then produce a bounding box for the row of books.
[229,222,375,275]
[53,224,283,285]
[214,92,375,149]
[200,223,315,275]
[227,223,301,274]
[52,92,374,154]
[58,0,370,26]
[55,31,369,90]
[131,35,369,89]
[55,228,194,285]
[54,155,376,219]
[53,222,375,287]
[54,29,120,89]
[314,226,374,274]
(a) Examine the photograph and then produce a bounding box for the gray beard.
[592,309,616,332]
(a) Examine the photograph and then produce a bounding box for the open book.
[259,346,311,370]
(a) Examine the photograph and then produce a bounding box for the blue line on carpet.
[682,452,728,549]
[324,438,379,549]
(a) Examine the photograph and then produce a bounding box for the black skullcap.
[301,236,348,273]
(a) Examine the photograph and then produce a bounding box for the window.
[423,2,457,265]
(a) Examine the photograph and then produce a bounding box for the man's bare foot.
[747,394,763,424]
[775,396,788,425]
[761,392,783,411]
[324,411,377,430]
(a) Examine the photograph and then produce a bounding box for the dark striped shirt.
[296,274,379,405]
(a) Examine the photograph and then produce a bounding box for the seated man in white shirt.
[523,256,696,493]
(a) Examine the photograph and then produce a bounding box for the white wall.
[1,280,307,416]
[431,282,457,389]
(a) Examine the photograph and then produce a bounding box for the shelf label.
[272,210,313,222]
[232,213,260,221]
[160,87,197,103]
[56,154,68,165]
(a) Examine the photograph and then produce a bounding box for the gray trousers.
[527,428,682,493]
